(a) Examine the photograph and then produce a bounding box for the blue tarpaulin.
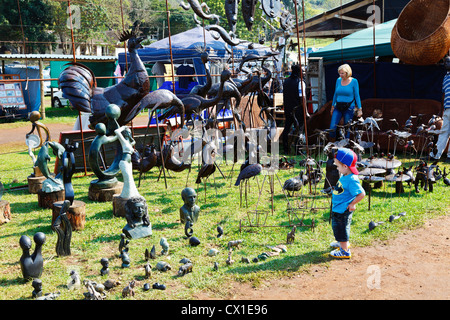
[4,65,41,115]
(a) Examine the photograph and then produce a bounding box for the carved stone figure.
[122,196,152,239]
[19,232,46,281]
[31,278,43,298]
[60,139,78,204]
[100,258,109,276]
[52,200,72,257]
[179,187,200,225]
[67,270,81,290]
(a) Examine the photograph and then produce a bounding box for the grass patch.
[0,125,449,299]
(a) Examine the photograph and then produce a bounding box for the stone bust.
[179,187,200,225]
[125,196,150,229]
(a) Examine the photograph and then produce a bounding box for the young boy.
[330,148,365,259]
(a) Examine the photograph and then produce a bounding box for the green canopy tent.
[309,19,397,62]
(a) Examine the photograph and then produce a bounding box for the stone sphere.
[105,104,121,120]
[29,111,41,122]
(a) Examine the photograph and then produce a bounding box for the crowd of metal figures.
[8,1,450,298]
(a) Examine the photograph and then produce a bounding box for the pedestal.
[38,189,65,209]
[112,194,128,218]
[88,182,123,202]
[52,200,86,231]
[27,175,46,194]
[0,200,11,225]
[122,222,152,239]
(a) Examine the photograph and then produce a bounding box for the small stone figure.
[160,237,169,255]
[213,262,219,271]
[103,279,121,290]
[185,220,194,238]
[286,225,296,244]
[216,226,224,238]
[35,291,60,300]
[100,258,109,276]
[19,232,46,281]
[152,283,166,290]
[122,196,152,239]
[121,249,131,268]
[144,263,152,279]
[143,283,151,291]
[180,187,200,225]
[179,257,191,264]
[31,278,43,298]
[52,200,72,257]
[122,280,136,298]
[189,236,200,246]
[119,233,130,258]
[67,270,81,290]
[83,280,106,300]
[178,262,193,276]
[156,261,172,272]
[226,249,234,265]
[227,239,243,249]
[149,245,156,259]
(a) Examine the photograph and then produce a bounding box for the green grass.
[1,137,449,300]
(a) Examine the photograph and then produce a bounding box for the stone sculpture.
[179,187,200,226]
[122,196,152,239]
[52,200,72,256]
[19,232,46,281]
[100,258,109,276]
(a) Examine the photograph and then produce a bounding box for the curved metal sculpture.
[189,52,212,98]
[180,0,220,24]
[204,24,241,46]
[261,0,281,19]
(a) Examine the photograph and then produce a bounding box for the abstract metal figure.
[189,52,212,98]
[52,200,72,257]
[261,0,281,19]
[26,111,50,166]
[225,0,239,35]
[242,0,257,31]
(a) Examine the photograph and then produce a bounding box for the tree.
[0,0,56,54]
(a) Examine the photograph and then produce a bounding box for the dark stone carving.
[19,232,46,281]
[100,258,109,276]
[52,200,72,257]
[60,139,78,204]
[122,196,152,239]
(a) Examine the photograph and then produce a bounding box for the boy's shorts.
[331,210,353,242]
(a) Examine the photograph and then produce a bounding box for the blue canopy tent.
[118,26,276,87]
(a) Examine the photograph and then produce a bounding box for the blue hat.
[335,148,358,175]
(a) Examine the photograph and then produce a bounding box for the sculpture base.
[112,194,128,218]
[38,189,65,209]
[27,174,47,194]
[0,200,11,225]
[122,222,152,239]
[52,200,86,231]
[88,181,123,202]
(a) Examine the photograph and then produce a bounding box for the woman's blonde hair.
[338,64,352,77]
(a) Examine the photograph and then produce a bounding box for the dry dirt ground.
[1,120,449,300]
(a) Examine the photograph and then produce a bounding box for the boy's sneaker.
[330,241,350,249]
[329,248,351,259]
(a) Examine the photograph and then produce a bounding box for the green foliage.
[0,0,57,53]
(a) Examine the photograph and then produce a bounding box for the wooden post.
[39,58,45,119]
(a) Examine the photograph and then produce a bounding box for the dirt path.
[1,120,449,300]
[195,215,450,300]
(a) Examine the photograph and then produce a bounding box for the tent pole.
[165,0,177,127]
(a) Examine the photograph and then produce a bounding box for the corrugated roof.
[0,54,117,61]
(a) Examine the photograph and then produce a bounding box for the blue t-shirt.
[332,173,365,213]
[332,78,362,110]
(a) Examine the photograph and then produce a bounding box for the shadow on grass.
[224,250,331,275]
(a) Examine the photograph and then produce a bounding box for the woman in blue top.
[329,64,362,141]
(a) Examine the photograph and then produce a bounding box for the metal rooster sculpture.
[59,30,184,128]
